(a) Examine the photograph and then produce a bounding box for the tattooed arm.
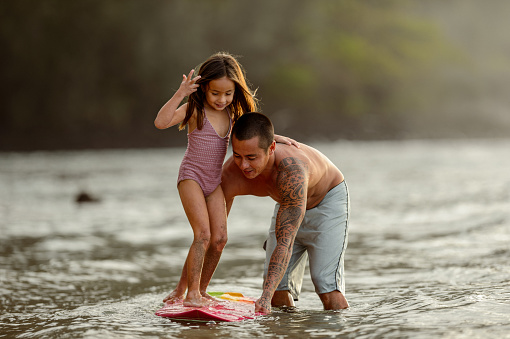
[255,157,308,314]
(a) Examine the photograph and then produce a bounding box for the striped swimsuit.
[177,110,232,197]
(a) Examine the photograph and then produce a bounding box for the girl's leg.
[178,180,212,307]
[199,185,228,299]
[162,257,188,303]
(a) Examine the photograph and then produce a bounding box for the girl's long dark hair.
[179,52,258,130]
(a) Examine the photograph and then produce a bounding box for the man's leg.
[319,291,349,310]
[307,181,350,310]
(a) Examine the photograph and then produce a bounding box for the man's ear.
[269,140,276,155]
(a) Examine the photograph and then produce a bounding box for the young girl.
[155,52,295,307]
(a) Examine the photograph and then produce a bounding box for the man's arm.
[256,157,308,313]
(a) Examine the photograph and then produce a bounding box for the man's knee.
[318,290,349,310]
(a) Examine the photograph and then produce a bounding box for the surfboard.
[155,292,260,322]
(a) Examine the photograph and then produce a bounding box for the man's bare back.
[222,141,344,210]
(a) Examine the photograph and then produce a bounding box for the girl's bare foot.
[182,297,211,308]
[163,290,185,304]
[201,291,221,304]
[183,291,212,308]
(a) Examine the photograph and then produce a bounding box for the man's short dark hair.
[232,112,274,150]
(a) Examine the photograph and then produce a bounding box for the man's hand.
[255,297,271,314]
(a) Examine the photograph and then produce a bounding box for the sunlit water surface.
[1,139,509,338]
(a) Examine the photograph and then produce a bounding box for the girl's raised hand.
[178,69,201,97]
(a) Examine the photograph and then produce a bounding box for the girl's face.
[204,76,235,111]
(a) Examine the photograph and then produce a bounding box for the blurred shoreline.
[2,1,510,152]
[2,133,510,153]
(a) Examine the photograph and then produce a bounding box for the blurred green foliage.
[0,0,508,150]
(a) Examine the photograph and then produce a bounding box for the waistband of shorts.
[311,180,347,209]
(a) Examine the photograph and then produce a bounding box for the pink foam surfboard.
[155,292,260,322]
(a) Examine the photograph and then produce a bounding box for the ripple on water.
[2,142,510,338]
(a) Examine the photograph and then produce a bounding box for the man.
[221,112,350,314]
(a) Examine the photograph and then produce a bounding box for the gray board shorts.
[264,180,350,301]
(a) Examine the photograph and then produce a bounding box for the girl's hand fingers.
[186,69,195,81]
[179,69,199,95]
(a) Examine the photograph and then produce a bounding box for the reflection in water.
[1,140,510,338]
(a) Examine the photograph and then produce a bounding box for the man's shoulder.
[222,156,240,179]
[274,144,310,172]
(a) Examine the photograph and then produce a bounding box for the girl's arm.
[154,70,201,129]
[274,134,300,148]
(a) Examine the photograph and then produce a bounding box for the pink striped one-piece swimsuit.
[177,110,232,197]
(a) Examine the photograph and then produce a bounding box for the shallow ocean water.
[1,139,509,338]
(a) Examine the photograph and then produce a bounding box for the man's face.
[232,136,274,179]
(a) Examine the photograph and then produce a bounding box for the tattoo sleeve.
[259,157,307,307]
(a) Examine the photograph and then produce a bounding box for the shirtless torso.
[222,141,344,210]
[222,134,348,314]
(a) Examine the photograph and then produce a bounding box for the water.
[1,139,509,338]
